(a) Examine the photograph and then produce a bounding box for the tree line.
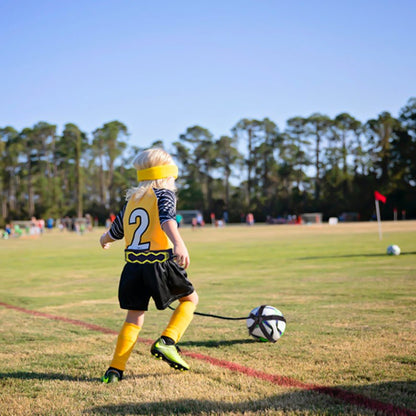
[1,97,415,226]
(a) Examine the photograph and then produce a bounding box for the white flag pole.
[375,199,382,240]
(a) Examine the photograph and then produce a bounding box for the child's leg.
[162,291,198,343]
[110,310,144,371]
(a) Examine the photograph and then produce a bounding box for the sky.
[1,0,415,151]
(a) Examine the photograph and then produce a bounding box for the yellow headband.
[137,164,178,181]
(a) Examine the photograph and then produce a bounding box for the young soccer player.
[100,148,199,383]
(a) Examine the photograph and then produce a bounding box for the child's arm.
[162,219,190,269]
[100,205,126,249]
[100,231,116,249]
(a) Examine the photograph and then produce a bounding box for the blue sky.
[1,0,415,150]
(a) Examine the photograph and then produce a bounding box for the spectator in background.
[196,213,204,227]
[38,218,45,234]
[210,212,215,226]
[46,218,54,231]
[246,212,254,226]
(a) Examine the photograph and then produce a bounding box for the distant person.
[246,212,254,226]
[99,148,199,383]
[38,218,45,234]
[46,218,54,231]
[3,224,12,239]
[30,217,40,235]
[14,224,23,237]
[85,214,93,231]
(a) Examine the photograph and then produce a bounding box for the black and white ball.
[387,244,401,256]
[247,305,286,342]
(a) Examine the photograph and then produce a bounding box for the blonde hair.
[126,148,177,201]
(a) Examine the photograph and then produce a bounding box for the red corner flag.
[374,191,386,204]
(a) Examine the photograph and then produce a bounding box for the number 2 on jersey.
[127,208,150,250]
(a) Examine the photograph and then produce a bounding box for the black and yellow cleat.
[101,367,123,383]
[151,338,189,371]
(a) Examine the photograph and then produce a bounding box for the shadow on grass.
[0,370,169,383]
[297,251,416,260]
[84,381,416,415]
[0,371,100,383]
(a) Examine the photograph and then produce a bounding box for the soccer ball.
[247,305,286,342]
[386,244,401,256]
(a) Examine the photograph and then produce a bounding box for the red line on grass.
[1,301,415,416]
[0,302,118,335]
[182,351,416,416]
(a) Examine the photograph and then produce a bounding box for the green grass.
[1,222,415,415]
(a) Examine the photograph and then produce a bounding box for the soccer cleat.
[150,338,189,371]
[101,367,123,383]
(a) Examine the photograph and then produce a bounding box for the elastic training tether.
[167,305,248,320]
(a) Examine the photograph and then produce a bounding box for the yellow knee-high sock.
[110,322,141,371]
[162,301,196,343]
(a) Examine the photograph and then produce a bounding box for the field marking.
[1,301,415,416]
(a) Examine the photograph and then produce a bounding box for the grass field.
[1,221,415,415]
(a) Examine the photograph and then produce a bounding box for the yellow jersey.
[109,188,176,253]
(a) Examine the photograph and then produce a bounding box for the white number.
[126,208,150,250]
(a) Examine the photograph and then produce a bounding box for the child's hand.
[162,219,190,268]
[174,242,190,269]
[100,232,112,249]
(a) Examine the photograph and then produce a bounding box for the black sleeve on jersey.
[108,204,126,240]
[154,188,176,226]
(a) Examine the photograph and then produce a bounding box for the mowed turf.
[0,221,415,415]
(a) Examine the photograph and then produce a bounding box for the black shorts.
[118,259,195,311]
